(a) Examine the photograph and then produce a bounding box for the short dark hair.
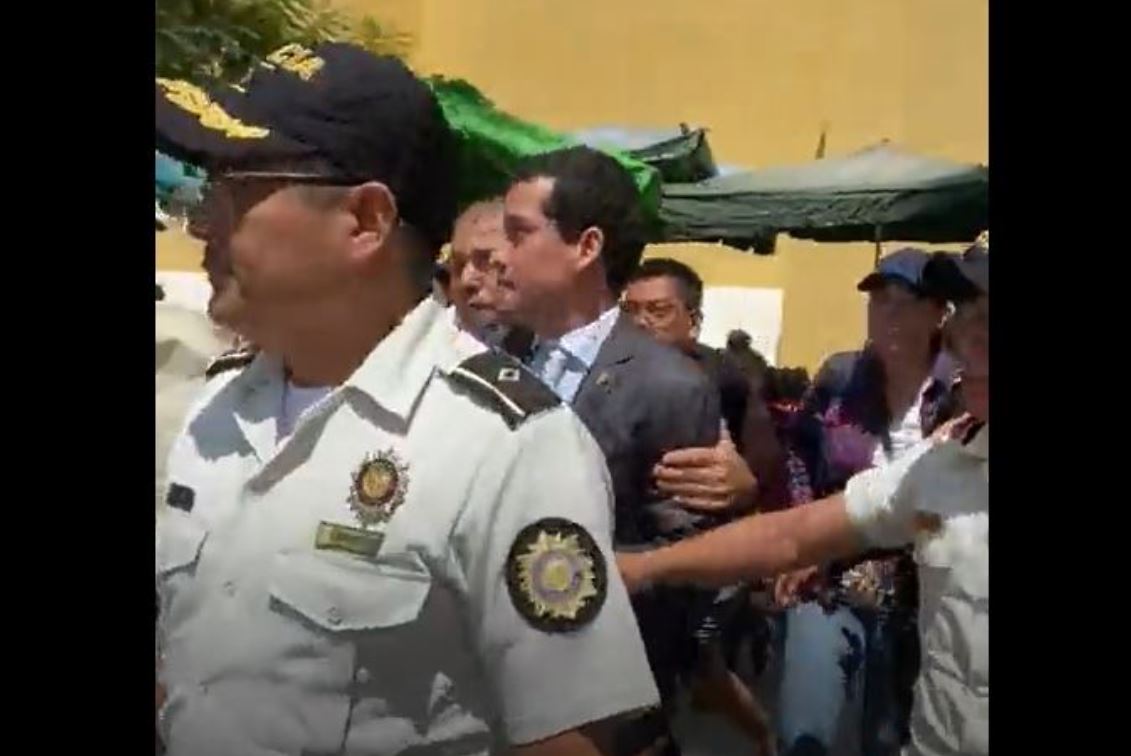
[513,146,646,293]
[627,257,704,313]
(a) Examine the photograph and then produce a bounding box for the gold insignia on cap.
[264,43,325,80]
[974,230,989,252]
[348,449,409,527]
[506,518,607,632]
[157,79,270,140]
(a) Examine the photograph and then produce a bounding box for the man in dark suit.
[499,146,723,754]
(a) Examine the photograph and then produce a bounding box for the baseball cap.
[155,42,457,248]
[923,239,989,302]
[856,247,937,296]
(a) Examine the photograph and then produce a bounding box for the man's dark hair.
[627,257,704,314]
[513,146,646,293]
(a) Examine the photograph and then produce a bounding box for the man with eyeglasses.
[155,43,660,756]
[618,244,990,756]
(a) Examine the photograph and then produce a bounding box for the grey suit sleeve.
[642,370,723,542]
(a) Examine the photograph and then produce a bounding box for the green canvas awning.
[572,126,719,184]
[660,143,988,249]
[428,78,662,223]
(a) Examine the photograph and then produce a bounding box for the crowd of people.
[155,42,988,756]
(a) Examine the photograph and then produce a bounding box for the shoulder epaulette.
[205,347,257,380]
[446,351,561,429]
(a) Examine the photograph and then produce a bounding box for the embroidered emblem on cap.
[263,43,325,80]
[348,449,409,527]
[506,518,607,632]
[157,79,270,139]
[974,230,989,252]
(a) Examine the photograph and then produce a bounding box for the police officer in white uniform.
[155,43,659,756]
[617,239,990,756]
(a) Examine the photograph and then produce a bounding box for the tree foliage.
[156,0,407,86]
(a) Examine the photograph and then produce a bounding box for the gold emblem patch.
[505,518,607,632]
[348,450,409,527]
[156,78,270,139]
[263,43,325,80]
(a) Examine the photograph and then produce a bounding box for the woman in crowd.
[771,248,961,756]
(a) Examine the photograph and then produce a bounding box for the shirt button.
[356,667,371,685]
[327,606,343,625]
[222,580,236,596]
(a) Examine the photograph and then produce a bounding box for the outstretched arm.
[619,494,861,592]
[620,433,941,593]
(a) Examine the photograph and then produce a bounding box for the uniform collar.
[345,297,479,420]
[224,298,480,462]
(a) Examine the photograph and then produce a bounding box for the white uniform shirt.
[845,423,989,756]
[157,298,659,755]
[156,302,229,512]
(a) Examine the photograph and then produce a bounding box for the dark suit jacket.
[571,315,722,547]
[569,315,722,708]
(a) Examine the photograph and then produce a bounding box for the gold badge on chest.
[348,449,409,527]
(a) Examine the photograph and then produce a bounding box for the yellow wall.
[160,1,987,370]
[396,0,986,369]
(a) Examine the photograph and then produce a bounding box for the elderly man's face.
[448,206,515,332]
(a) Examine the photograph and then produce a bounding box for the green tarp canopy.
[660,143,988,249]
[428,78,662,224]
[572,126,719,184]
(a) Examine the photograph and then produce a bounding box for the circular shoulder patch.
[505,517,608,633]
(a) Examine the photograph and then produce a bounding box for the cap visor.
[155,80,312,169]
[856,272,889,292]
[857,272,921,293]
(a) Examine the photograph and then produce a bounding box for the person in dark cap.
[155,43,660,756]
[758,247,962,756]
[618,239,990,756]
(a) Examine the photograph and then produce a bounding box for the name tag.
[314,521,384,559]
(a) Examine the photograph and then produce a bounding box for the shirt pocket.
[268,549,433,633]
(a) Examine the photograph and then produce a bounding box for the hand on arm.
[652,427,757,512]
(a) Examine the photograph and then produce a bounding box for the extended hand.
[773,565,824,608]
[653,429,757,512]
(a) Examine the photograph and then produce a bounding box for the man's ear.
[346,182,398,263]
[575,225,604,271]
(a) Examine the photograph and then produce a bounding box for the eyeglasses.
[188,170,363,239]
[214,171,366,186]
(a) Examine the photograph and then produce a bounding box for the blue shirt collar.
[548,306,621,369]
